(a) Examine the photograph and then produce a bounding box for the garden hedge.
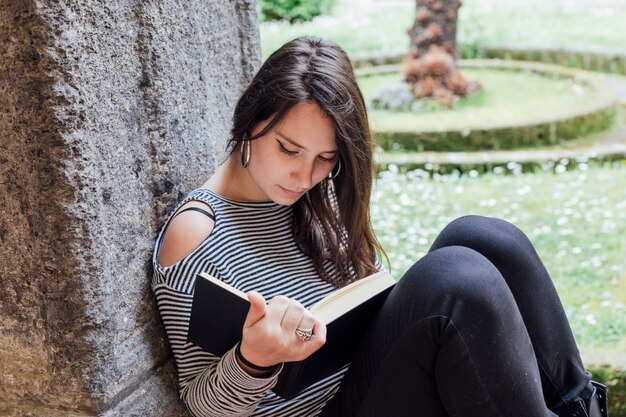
[357,60,618,152]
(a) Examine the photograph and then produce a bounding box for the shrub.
[259,0,334,23]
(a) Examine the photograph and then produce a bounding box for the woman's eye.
[319,155,338,164]
[277,140,298,156]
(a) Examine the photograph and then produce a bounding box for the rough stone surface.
[0,0,260,414]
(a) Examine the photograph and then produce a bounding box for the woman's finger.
[309,317,327,347]
[264,295,290,326]
[280,300,305,333]
[243,291,267,328]
[294,310,316,342]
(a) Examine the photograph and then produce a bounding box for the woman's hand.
[238,291,327,369]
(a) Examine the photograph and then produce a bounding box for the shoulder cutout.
[157,201,215,268]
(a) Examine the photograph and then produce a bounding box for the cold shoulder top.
[152,188,349,417]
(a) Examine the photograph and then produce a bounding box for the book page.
[311,271,395,323]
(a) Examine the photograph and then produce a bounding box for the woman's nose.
[293,161,314,190]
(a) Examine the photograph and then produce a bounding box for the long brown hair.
[227,36,384,288]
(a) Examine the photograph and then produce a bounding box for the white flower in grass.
[585,314,597,325]
[557,217,568,225]
[602,221,616,231]
[555,164,567,174]
[399,193,413,206]
[572,247,582,254]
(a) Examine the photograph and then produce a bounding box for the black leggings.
[321,215,593,417]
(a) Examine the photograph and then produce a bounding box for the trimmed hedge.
[259,0,334,23]
[374,107,616,152]
[375,153,626,176]
[350,46,626,77]
[358,61,618,152]
[482,46,626,76]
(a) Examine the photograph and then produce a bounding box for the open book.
[188,270,396,399]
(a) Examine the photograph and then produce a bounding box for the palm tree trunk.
[405,0,477,105]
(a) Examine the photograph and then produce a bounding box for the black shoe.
[588,381,609,417]
[554,381,608,417]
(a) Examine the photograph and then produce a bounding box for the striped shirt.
[152,188,349,417]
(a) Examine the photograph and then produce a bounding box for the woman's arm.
[155,204,280,416]
[153,281,281,417]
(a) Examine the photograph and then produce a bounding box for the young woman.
[152,36,608,417]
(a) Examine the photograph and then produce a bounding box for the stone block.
[0,0,260,414]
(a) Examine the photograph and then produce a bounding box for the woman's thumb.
[244,291,266,327]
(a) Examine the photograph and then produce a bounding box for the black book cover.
[188,275,249,357]
[187,274,394,399]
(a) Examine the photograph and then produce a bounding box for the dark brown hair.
[228,36,384,288]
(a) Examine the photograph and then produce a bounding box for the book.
[187,270,396,399]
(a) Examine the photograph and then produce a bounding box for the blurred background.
[258,0,626,413]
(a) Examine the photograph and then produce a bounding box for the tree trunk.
[405,0,477,105]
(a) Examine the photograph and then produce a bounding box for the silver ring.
[295,328,313,342]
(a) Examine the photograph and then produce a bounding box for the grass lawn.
[371,163,626,350]
[260,0,626,59]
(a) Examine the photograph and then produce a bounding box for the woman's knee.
[430,215,536,263]
[399,245,511,310]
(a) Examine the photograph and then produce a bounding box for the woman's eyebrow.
[276,132,338,154]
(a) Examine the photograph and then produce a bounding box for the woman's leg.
[429,215,593,412]
[322,245,556,417]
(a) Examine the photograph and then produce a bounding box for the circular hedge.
[358,60,618,152]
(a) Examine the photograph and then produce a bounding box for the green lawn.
[260,0,626,59]
[371,163,626,349]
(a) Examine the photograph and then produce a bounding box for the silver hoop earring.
[328,159,341,180]
[240,140,250,168]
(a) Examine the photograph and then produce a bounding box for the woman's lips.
[280,186,304,199]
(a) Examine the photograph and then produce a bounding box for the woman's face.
[246,101,338,206]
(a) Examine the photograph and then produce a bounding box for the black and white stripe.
[152,189,348,417]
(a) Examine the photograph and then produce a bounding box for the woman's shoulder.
[156,197,216,269]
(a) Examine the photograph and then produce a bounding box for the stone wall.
[0,0,260,415]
